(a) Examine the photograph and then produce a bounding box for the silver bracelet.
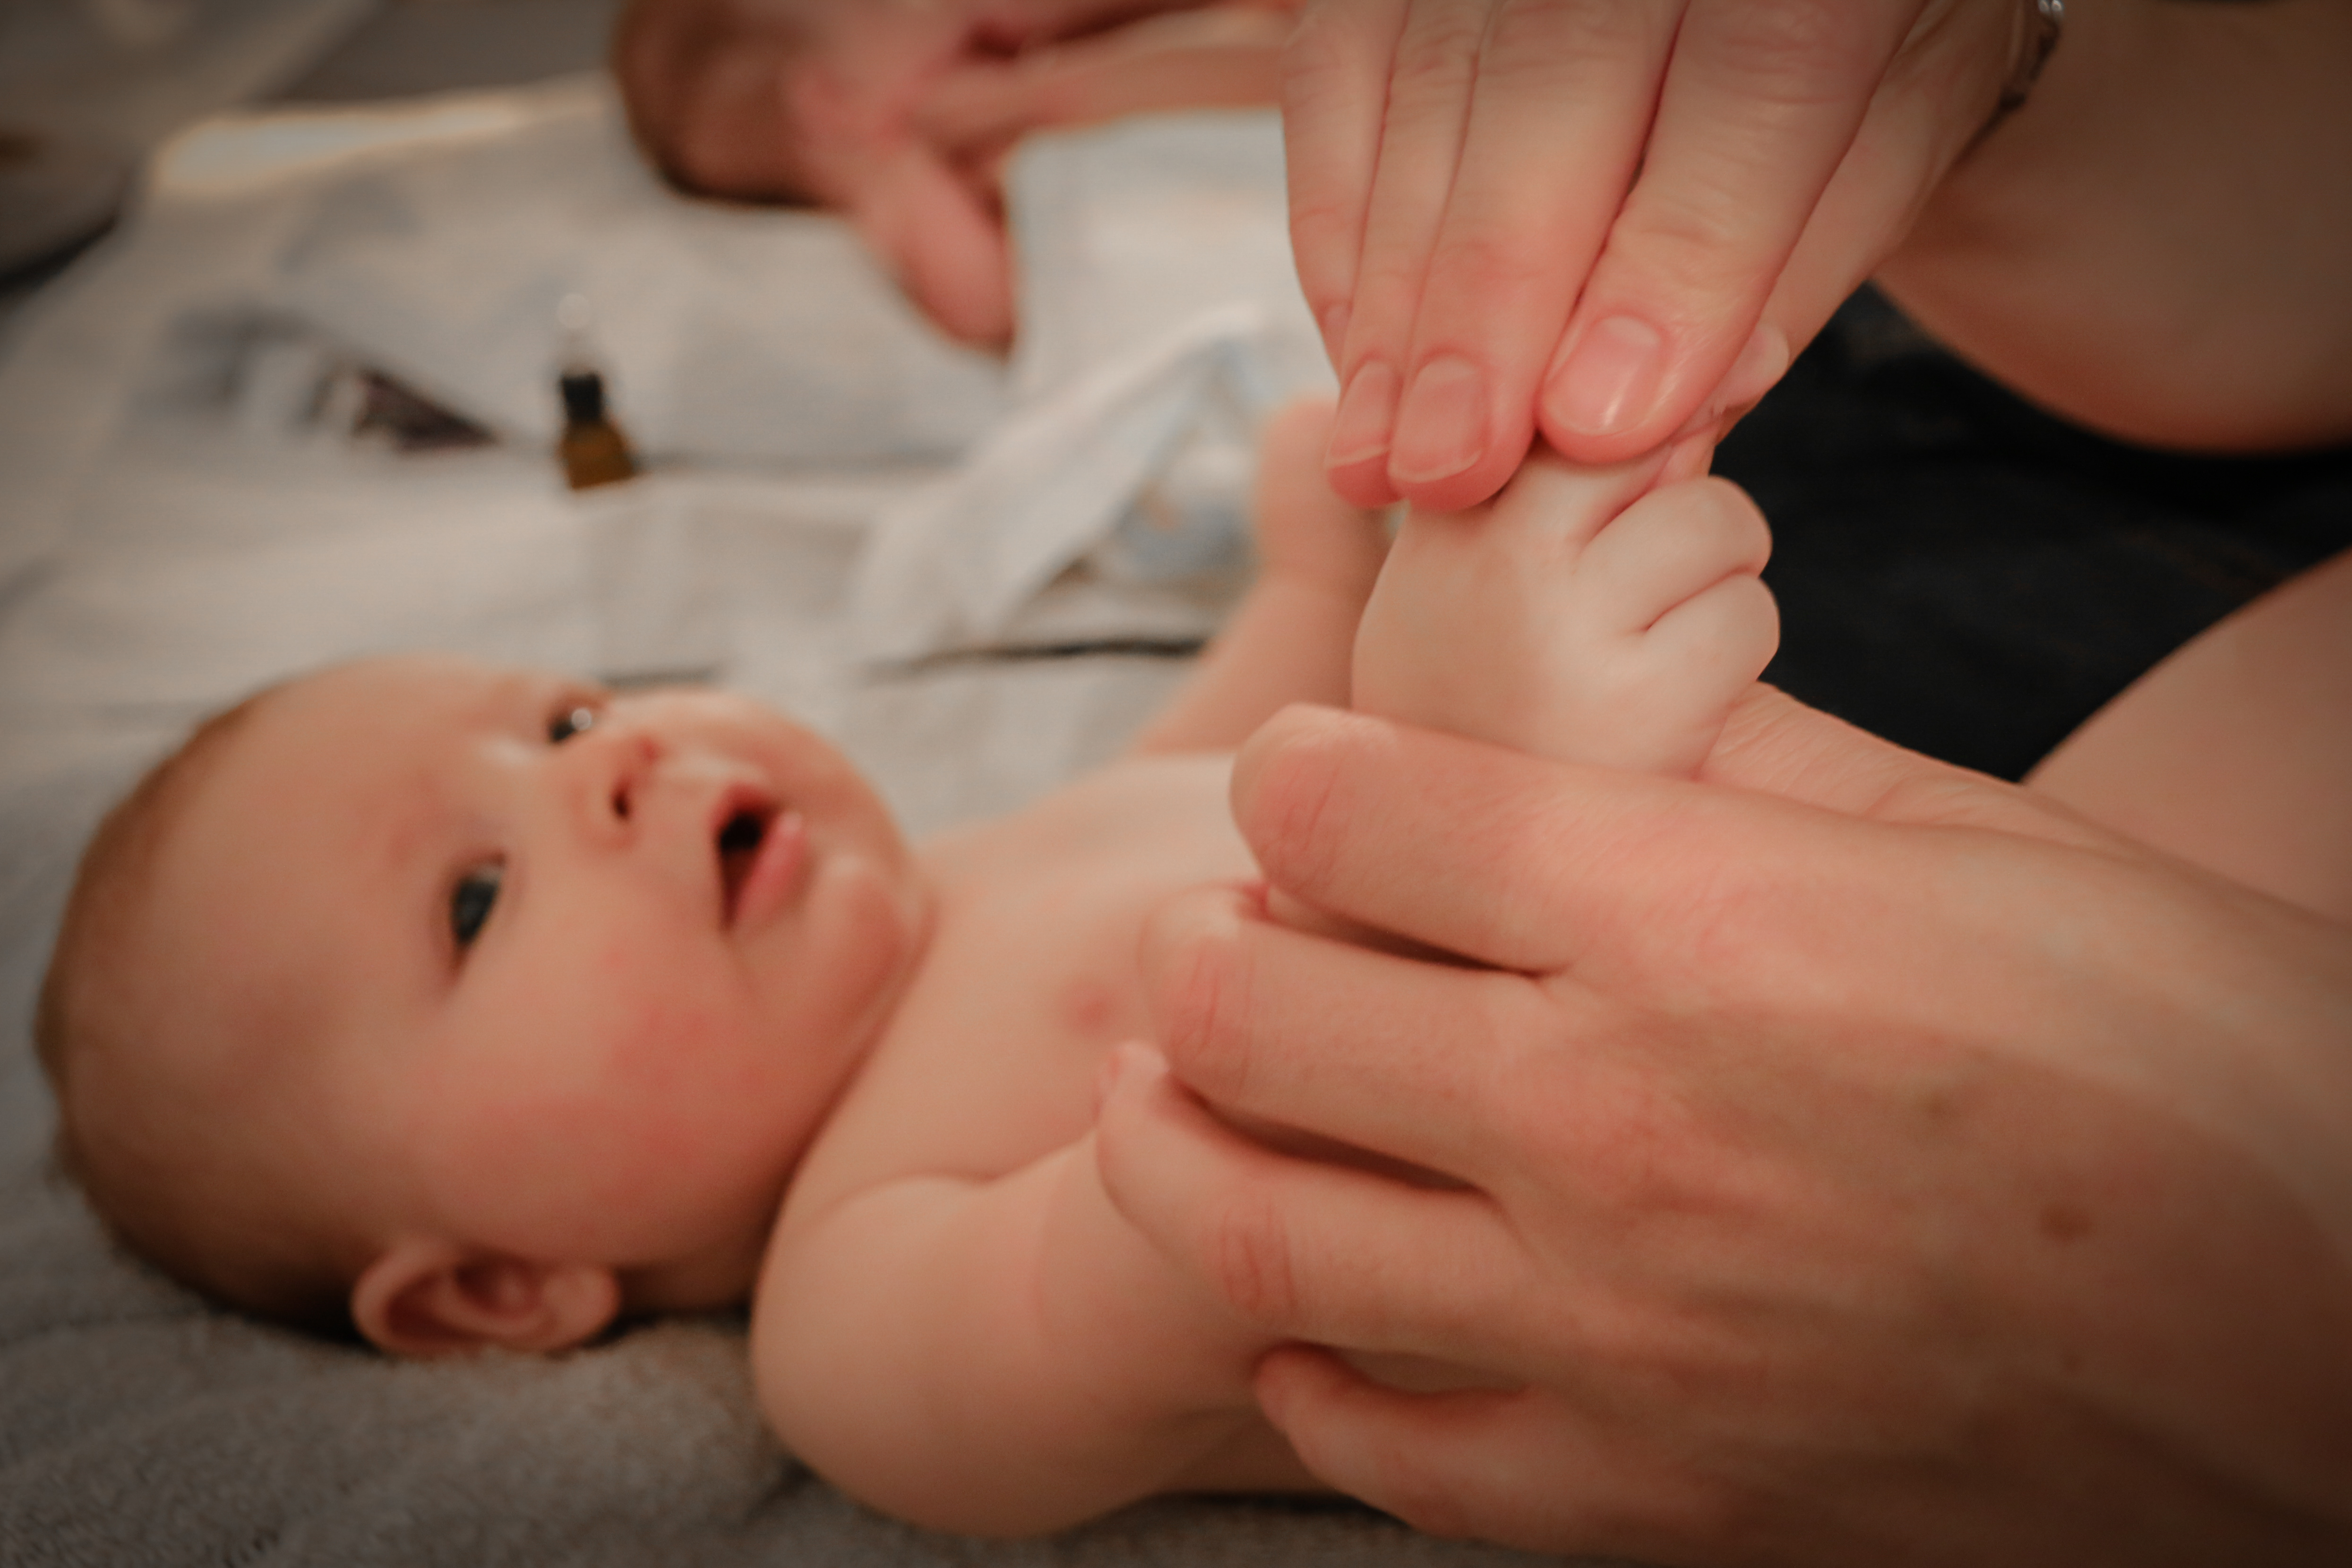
[1995,0,2065,120]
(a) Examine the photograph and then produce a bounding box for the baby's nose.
[562,717,662,844]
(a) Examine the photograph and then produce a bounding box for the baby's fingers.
[1578,476,1772,638]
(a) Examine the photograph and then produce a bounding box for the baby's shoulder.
[922,751,1241,878]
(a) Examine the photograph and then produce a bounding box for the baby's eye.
[449,864,502,950]
[547,703,599,744]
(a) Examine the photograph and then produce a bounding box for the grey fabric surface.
[0,1160,1569,1568]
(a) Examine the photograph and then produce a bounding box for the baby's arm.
[2028,546,2352,924]
[1351,442,1778,775]
[751,1122,1311,1536]
[1124,398,1389,755]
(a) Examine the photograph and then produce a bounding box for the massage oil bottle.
[555,294,636,490]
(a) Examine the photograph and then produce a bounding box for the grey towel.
[0,1158,1575,1568]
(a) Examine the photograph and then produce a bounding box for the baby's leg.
[1352,447,1778,777]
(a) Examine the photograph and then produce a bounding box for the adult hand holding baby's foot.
[1352,446,1777,778]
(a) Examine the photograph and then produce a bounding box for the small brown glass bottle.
[558,365,635,489]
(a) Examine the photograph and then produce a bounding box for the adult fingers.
[915,9,1292,155]
[1732,0,2026,403]
[841,142,1017,345]
[1538,0,1923,464]
[1378,0,1674,512]
[1282,0,1408,371]
[1228,696,2078,974]
[1140,882,1548,1179]
[1319,0,1487,509]
[1256,1350,1693,1555]
[1699,685,2092,848]
[1093,1043,1525,1355]
[1230,703,1770,971]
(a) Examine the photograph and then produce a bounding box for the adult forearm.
[1879,0,2352,452]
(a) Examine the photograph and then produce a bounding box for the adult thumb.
[1699,685,1995,821]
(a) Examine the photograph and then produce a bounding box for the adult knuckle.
[1279,6,1357,110]
[1289,195,1363,273]
[1481,985,1594,1155]
[1208,1190,1302,1325]
[1143,900,1255,1091]
[1715,0,1884,102]
[1663,842,1782,979]
[1489,0,1651,72]
[1233,719,1352,893]
[1430,226,1561,305]
[1386,6,1488,112]
[1873,767,2016,832]
[1614,189,1759,297]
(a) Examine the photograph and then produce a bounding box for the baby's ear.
[351,1237,619,1357]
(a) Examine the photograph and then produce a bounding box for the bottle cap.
[559,368,606,424]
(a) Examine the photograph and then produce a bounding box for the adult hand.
[1288,0,2035,511]
[1096,692,2352,1563]
[914,6,1298,169]
[612,0,1292,345]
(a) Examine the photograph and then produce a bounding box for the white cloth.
[849,110,1331,660]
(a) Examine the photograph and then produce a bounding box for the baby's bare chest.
[810,758,1256,1183]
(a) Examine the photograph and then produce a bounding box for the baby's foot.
[1250,397,1391,601]
[1351,446,1777,777]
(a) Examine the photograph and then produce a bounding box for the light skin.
[615,0,2352,471]
[1292,0,2352,511]
[1090,472,2352,1560]
[610,0,1299,346]
[122,400,1777,1534]
[134,655,932,1351]
[601,0,2352,1551]
[1098,667,2352,1563]
[1873,0,2352,453]
[1079,3,2352,1555]
[1289,0,2034,511]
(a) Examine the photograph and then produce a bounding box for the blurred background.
[1,0,621,330]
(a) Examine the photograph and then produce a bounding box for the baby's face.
[147,655,928,1290]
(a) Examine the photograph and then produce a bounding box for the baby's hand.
[1250,398,1391,605]
[1352,448,1777,777]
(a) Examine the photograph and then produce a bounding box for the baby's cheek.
[419,977,765,1258]
[587,976,777,1179]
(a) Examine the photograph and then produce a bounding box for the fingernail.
[1390,356,1488,485]
[1547,315,1665,438]
[1326,360,1400,470]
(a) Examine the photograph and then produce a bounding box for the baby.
[34,403,1776,1534]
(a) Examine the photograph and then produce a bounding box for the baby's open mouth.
[711,790,809,930]
[716,802,776,925]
